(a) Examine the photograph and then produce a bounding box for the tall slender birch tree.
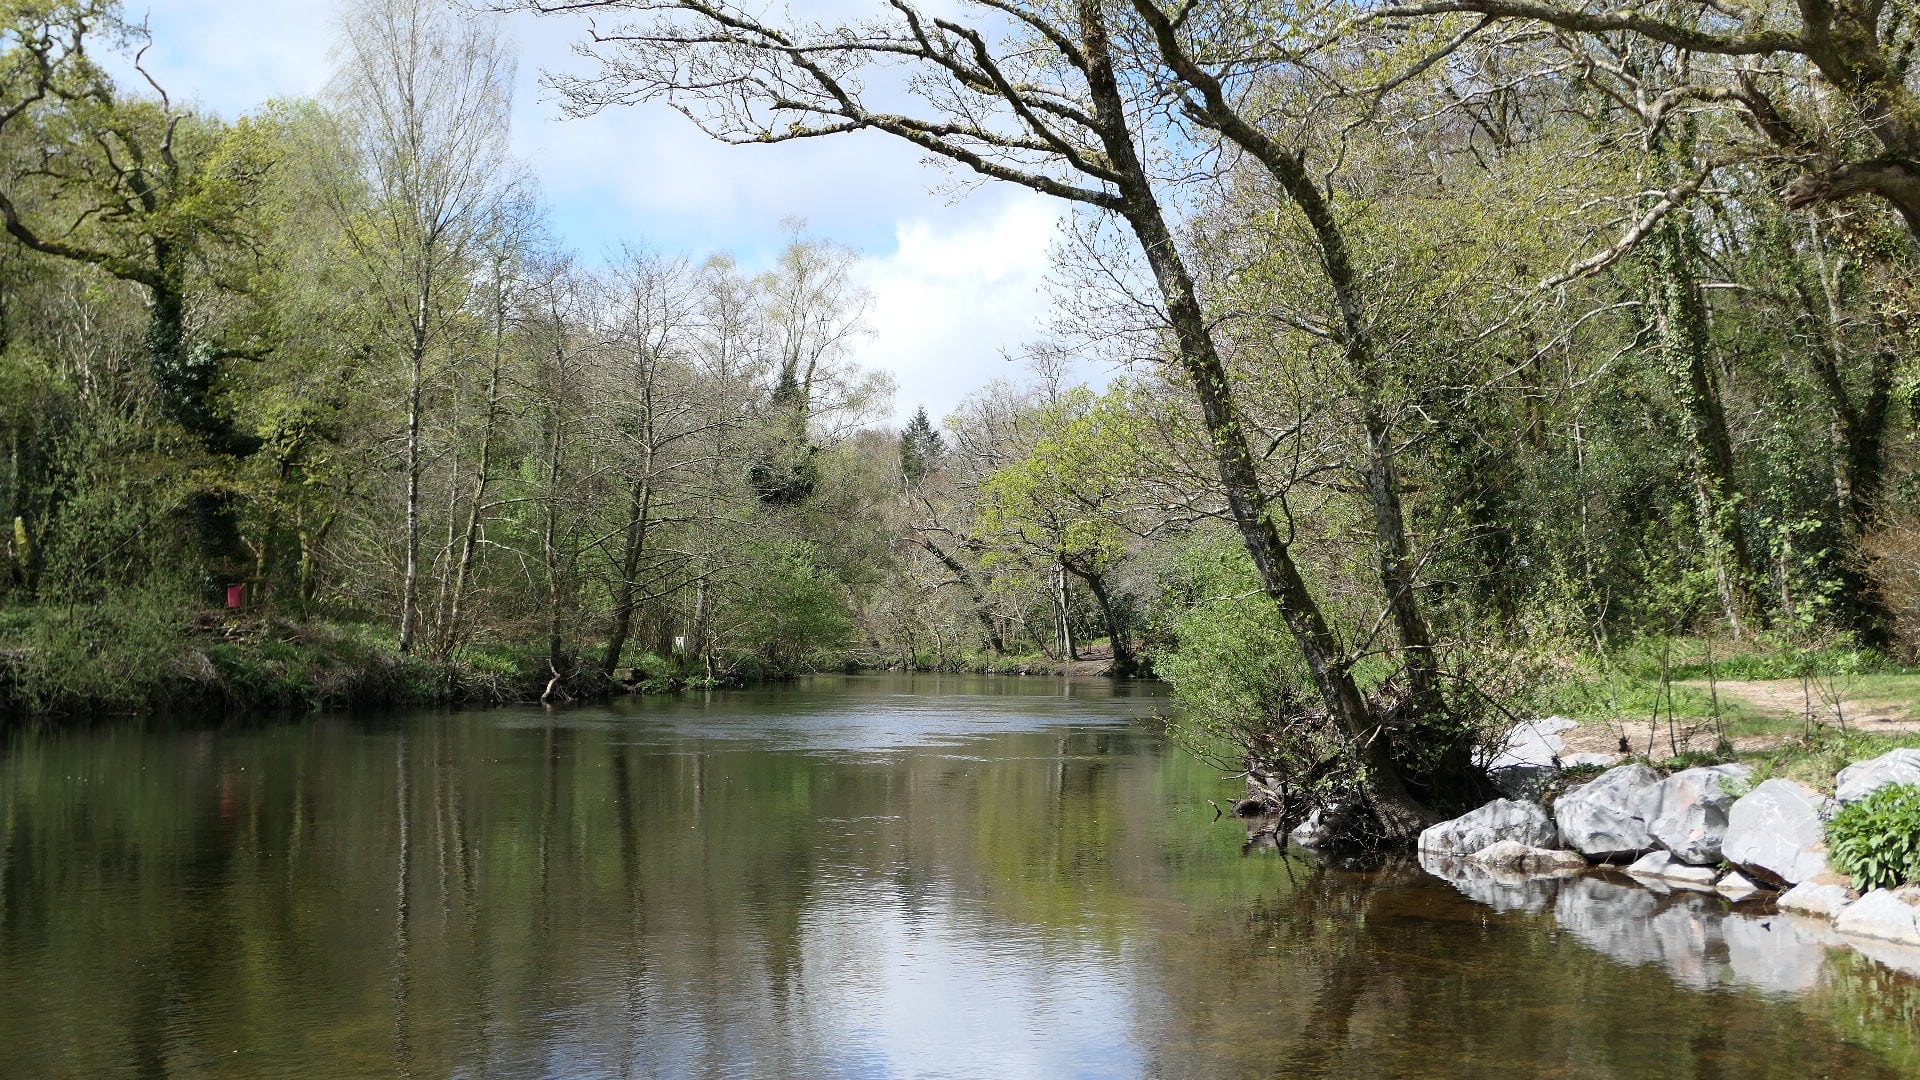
[328,0,515,653]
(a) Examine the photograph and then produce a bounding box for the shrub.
[1827,783,1920,893]
[1865,507,1920,663]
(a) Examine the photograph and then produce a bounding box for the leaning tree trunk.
[1066,562,1136,676]
[911,535,1007,655]
[1130,0,1445,720]
[1080,1,1436,838]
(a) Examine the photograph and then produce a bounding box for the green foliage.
[1151,537,1342,772]
[7,582,192,712]
[733,541,855,673]
[1827,784,1920,893]
[899,405,942,488]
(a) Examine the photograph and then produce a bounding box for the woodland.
[2,0,1918,840]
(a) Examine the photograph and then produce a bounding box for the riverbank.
[0,612,560,729]
[0,605,1114,731]
[869,640,1141,678]
[1391,729,1920,984]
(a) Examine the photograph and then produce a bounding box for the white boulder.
[1626,850,1718,889]
[1639,763,1750,865]
[1835,748,1920,804]
[1834,887,1920,947]
[1485,717,1578,798]
[1778,880,1855,919]
[1417,799,1559,855]
[1484,716,1576,771]
[1715,871,1762,901]
[1722,779,1834,886]
[1554,764,1662,859]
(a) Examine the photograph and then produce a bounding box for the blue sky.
[116,0,1067,425]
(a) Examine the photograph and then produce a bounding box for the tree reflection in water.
[0,675,1912,1078]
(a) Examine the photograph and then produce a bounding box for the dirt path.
[1558,678,1920,759]
[1678,678,1920,733]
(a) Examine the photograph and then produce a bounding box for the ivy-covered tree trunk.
[1653,217,1763,633]
[602,447,657,677]
[147,251,256,587]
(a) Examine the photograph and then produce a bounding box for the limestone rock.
[1722,779,1834,886]
[1470,839,1587,874]
[1417,799,1558,855]
[1715,871,1762,901]
[1835,748,1920,804]
[1778,881,1855,919]
[1554,764,1662,860]
[1485,716,1576,771]
[1562,753,1617,769]
[1485,717,1577,797]
[1627,850,1719,889]
[1835,887,1920,947]
[1639,763,1750,865]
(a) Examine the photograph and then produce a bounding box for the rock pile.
[1406,744,1920,965]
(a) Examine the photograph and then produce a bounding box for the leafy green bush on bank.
[1827,784,1920,893]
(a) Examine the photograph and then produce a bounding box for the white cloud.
[112,0,334,113]
[851,197,1063,427]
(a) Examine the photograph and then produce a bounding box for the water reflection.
[1424,848,1920,1014]
[1,675,1915,1079]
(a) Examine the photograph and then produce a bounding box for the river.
[1,674,1914,1078]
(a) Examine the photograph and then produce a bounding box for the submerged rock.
[1554,764,1661,860]
[1835,748,1920,804]
[1835,887,1920,947]
[1639,763,1749,865]
[1417,799,1558,855]
[1778,880,1855,919]
[1470,839,1587,874]
[1626,850,1717,889]
[1722,779,1834,887]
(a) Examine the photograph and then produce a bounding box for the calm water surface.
[2,674,1916,1078]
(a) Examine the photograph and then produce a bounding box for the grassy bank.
[0,595,857,730]
[1545,634,1920,788]
[0,604,561,729]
